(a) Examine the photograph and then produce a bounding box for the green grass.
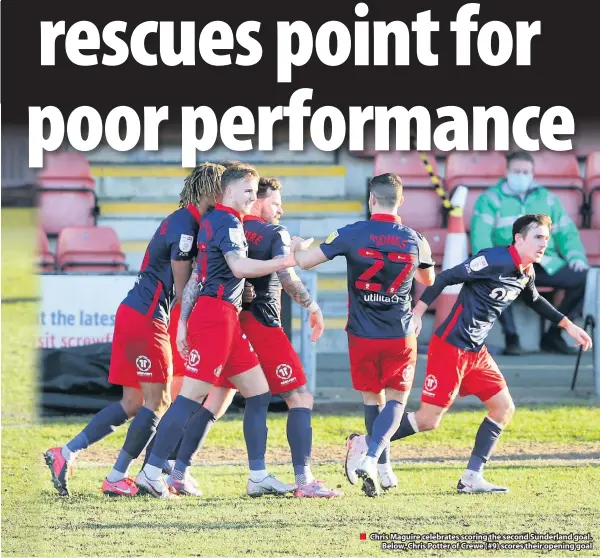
[2,208,600,557]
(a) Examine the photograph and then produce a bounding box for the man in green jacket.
[471,151,589,355]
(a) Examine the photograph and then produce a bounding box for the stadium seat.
[372,152,447,229]
[37,229,56,271]
[37,151,99,236]
[444,152,507,231]
[37,151,96,188]
[531,152,585,227]
[56,226,128,272]
[584,151,600,229]
[579,229,600,267]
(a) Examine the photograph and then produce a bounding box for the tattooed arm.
[276,265,315,310]
[176,269,200,358]
[180,269,201,323]
[276,262,325,342]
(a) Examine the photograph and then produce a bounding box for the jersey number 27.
[355,248,416,294]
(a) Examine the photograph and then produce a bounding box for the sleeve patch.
[468,255,489,272]
[325,230,339,244]
[179,234,194,252]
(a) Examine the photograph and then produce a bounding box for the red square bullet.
[360,533,367,541]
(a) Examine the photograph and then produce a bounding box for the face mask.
[507,172,532,194]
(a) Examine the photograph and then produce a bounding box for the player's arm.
[176,269,201,358]
[413,253,491,318]
[521,276,593,351]
[169,225,197,302]
[293,245,329,270]
[224,250,298,279]
[294,227,351,270]
[414,232,436,286]
[277,264,324,342]
[171,260,193,302]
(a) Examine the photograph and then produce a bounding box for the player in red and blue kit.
[293,173,436,497]
[136,164,304,498]
[371,214,592,495]
[162,176,342,498]
[43,163,224,497]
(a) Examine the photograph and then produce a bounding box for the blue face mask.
[506,172,532,194]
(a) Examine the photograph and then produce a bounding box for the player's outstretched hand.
[291,236,314,252]
[309,307,325,342]
[564,321,593,351]
[177,321,190,359]
[412,313,423,337]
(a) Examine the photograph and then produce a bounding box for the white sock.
[106,468,126,483]
[363,455,377,469]
[249,469,268,483]
[143,464,163,481]
[61,445,76,463]
[377,462,394,475]
[463,469,482,481]
[296,469,315,486]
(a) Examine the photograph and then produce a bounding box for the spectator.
[471,151,589,355]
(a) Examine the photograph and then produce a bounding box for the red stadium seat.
[56,226,127,272]
[584,151,600,229]
[579,229,600,267]
[373,152,447,229]
[37,151,98,236]
[445,152,507,232]
[373,151,441,186]
[531,152,585,227]
[37,229,56,271]
[38,151,96,188]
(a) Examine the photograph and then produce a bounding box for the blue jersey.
[195,204,248,309]
[241,215,291,327]
[320,214,435,339]
[122,204,201,323]
[421,245,564,351]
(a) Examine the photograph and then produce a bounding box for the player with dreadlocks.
[44,163,224,497]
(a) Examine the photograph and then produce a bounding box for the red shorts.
[168,301,186,377]
[239,311,306,395]
[108,303,172,388]
[421,335,507,408]
[184,297,259,386]
[347,333,417,393]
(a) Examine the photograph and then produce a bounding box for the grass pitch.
[2,208,599,557]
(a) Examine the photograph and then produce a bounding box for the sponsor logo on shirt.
[363,293,401,304]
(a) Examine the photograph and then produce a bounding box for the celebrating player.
[346,214,593,495]
[43,163,224,497]
[135,163,306,498]
[166,176,342,498]
[292,173,436,497]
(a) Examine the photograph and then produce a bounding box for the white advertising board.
[38,274,137,349]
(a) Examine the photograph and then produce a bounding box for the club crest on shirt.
[325,230,339,244]
[179,234,194,253]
